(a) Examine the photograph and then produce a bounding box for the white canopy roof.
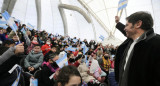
[0,0,160,46]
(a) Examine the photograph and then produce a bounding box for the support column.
[1,0,17,15]
[35,0,41,30]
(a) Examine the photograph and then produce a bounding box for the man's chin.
[126,34,130,38]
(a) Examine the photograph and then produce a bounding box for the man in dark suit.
[114,11,160,86]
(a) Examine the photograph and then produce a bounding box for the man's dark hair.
[56,65,82,86]
[44,53,59,62]
[75,54,83,61]
[51,45,57,48]
[33,44,41,48]
[22,24,26,27]
[126,11,153,30]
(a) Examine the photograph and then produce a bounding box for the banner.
[99,35,105,41]
[30,79,38,86]
[2,11,18,31]
[0,19,7,24]
[65,46,77,52]
[83,44,89,55]
[21,27,26,34]
[0,25,8,29]
[27,23,34,30]
[118,0,128,11]
[56,53,68,68]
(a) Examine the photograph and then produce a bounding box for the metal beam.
[58,4,91,36]
[78,0,110,34]
[59,4,91,23]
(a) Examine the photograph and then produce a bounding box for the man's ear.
[136,20,142,28]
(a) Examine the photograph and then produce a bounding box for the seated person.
[56,65,82,86]
[26,36,39,54]
[44,45,57,61]
[35,53,59,86]
[41,40,52,56]
[0,28,7,45]
[98,52,111,77]
[89,54,106,83]
[78,60,95,84]
[68,53,81,67]
[8,31,22,45]
[24,44,44,74]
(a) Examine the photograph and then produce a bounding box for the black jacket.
[34,64,55,86]
[0,46,24,86]
[114,22,160,86]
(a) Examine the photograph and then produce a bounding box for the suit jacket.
[114,22,160,86]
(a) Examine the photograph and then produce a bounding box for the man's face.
[33,46,41,53]
[24,26,26,29]
[13,35,19,41]
[70,54,74,58]
[32,37,37,42]
[124,21,137,39]
[51,47,56,52]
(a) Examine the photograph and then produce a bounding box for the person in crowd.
[96,47,103,60]
[114,11,160,86]
[94,44,104,54]
[98,52,111,76]
[98,52,111,83]
[41,39,52,56]
[0,28,7,45]
[26,36,39,54]
[0,42,24,86]
[6,31,22,45]
[44,45,57,61]
[8,29,23,43]
[1,40,15,48]
[35,53,59,86]
[89,53,106,83]
[78,57,95,84]
[2,29,8,38]
[67,53,81,67]
[83,39,89,47]
[55,65,82,86]
[24,44,44,74]
[89,40,96,49]
[72,48,79,57]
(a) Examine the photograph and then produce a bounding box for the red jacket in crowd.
[41,44,51,56]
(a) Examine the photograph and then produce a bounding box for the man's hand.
[98,68,102,74]
[115,16,120,23]
[15,43,24,55]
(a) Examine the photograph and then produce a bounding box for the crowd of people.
[0,17,117,86]
[2,10,159,86]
